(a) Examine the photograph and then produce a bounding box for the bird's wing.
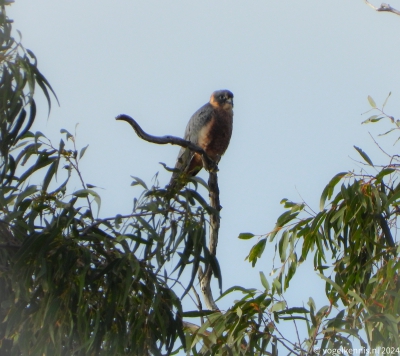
[170,103,213,184]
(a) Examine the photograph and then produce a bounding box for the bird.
[168,89,234,191]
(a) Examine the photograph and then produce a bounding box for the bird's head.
[210,90,234,110]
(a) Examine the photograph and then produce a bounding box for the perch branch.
[197,172,221,310]
[117,113,221,311]
[116,114,217,172]
[364,0,400,16]
[198,265,219,311]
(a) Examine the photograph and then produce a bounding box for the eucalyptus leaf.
[367,95,376,108]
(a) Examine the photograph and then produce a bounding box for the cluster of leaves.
[2,2,399,354]
[184,283,315,355]
[0,5,222,355]
[0,26,54,184]
[185,94,399,354]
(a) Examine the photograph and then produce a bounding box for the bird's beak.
[226,97,233,107]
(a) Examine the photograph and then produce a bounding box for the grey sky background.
[9,0,400,350]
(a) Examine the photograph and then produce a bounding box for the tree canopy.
[0,2,399,355]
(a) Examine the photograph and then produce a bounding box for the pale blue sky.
[9,0,400,350]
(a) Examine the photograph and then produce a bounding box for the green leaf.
[382,91,391,109]
[276,307,309,315]
[259,271,269,292]
[375,168,395,182]
[284,258,297,290]
[130,176,148,189]
[354,146,373,166]
[42,161,57,192]
[73,188,101,215]
[184,189,212,211]
[89,190,101,214]
[15,184,37,206]
[217,286,257,300]
[209,255,222,293]
[17,100,36,141]
[278,231,289,262]
[60,128,73,141]
[238,232,255,240]
[320,172,347,210]
[385,188,400,208]
[347,290,367,310]
[187,176,209,190]
[276,211,299,227]
[246,238,266,266]
[272,278,282,294]
[18,156,57,186]
[308,297,316,311]
[270,301,286,313]
[367,95,376,108]
[236,305,243,318]
[182,310,215,318]
[79,144,89,159]
[317,273,346,299]
[72,189,89,198]
[361,115,383,124]
[34,131,46,145]
[378,128,396,136]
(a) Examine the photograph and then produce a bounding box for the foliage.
[184,93,399,355]
[0,5,219,355]
[1,2,399,355]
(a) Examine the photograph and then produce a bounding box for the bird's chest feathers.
[197,108,233,160]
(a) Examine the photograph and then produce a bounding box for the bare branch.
[198,266,219,311]
[116,114,218,171]
[365,0,400,16]
[198,172,221,310]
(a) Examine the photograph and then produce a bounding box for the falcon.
[169,89,234,190]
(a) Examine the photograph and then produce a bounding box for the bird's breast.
[197,108,233,161]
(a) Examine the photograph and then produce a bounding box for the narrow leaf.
[320,172,347,210]
[276,307,309,315]
[238,232,255,240]
[246,238,266,266]
[60,128,73,141]
[42,161,57,192]
[182,310,216,318]
[361,115,383,124]
[270,301,286,313]
[217,286,257,300]
[354,146,373,166]
[317,273,346,299]
[367,95,376,108]
[382,91,391,109]
[79,144,89,159]
[375,168,395,182]
[278,231,289,262]
[259,271,270,291]
[130,176,148,189]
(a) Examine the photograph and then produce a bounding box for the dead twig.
[364,0,400,16]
